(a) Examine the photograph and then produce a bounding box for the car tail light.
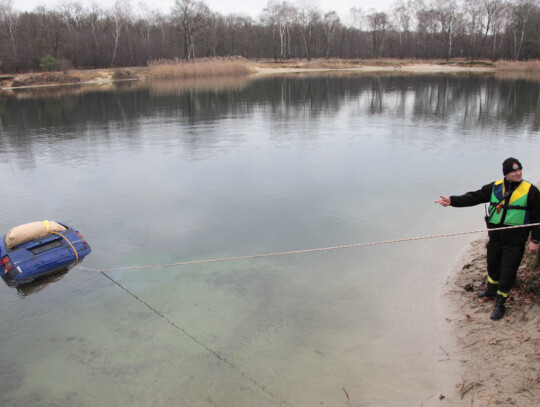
[1,255,18,278]
[1,256,13,273]
[76,232,91,251]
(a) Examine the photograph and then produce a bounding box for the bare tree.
[392,0,412,59]
[0,0,18,67]
[6,0,540,71]
[295,0,321,60]
[463,0,484,60]
[322,11,340,58]
[349,7,365,30]
[86,3,104,65]
[42,10,65,59]
[172,0,211,60]
[434,0,460,60]
[108,1,131,66]
[480,0,508,60]
[19,7,48,68]
[509,0,536,60]
[261,1,295,60]
[366,10,391,58]
[224,14,252,56]
[60,1,84,30]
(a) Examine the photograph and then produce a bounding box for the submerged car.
[1,222,91,287]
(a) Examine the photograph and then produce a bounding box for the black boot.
[490,294,507,320]
[478,282,498,299]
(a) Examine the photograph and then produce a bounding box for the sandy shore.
[443,236,539,406]
[0,62,495,91]
[251,63,495,76]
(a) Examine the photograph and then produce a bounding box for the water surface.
[1,74,540,406]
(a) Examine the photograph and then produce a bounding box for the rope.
[79,222,540,274]
[100,271,291,406]
[52,232,79,264]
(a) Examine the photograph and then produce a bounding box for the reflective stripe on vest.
[488,179,531,226]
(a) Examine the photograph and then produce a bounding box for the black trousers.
[486,227,529,293]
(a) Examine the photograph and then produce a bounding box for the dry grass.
[495,60,540,81]
[147,57,252,80]
[497,60,540,72]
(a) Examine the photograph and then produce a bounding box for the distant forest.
[1,0,540,72]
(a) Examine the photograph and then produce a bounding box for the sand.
[443,237,540,406]
[251,63,495,76]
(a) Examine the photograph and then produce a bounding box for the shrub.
[112,69,135,80]
[40,55,60,72]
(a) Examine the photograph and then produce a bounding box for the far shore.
[252,62,495,76]
[0,60,498,91]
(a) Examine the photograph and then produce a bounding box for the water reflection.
[1,74,540,135]
[14,269,69,298]
[2,74,540,177]
[149,77,250,96]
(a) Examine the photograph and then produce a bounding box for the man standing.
[435,158,540,320]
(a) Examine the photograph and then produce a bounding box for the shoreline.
[443,235,539,405]
[251,63,495,76]
[0,62,496,92]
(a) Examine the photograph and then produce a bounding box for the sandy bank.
[1,62,496,91]
[252,63,495,76]
[443,236,539,406]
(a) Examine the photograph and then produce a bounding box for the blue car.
[1,223,91,287]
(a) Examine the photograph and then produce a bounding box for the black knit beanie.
[502,157,522,175]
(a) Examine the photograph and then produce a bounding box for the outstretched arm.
[436,183,494,208]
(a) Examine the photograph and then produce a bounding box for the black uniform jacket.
[449,179,540,242]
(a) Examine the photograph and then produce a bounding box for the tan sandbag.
[5,221,66,249]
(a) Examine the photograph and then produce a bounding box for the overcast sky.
[12,0,397,21]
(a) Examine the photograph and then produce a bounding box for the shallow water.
[1,74,540,406]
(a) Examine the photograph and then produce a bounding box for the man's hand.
[435,196,451,207]
[527,240,539,254]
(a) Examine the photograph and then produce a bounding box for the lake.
[1,73,540,407]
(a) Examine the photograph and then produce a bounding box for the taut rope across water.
[78,223,540,274]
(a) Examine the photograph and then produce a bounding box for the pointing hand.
[435,196,451,207]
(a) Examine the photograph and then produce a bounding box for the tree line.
[1,0,540,73]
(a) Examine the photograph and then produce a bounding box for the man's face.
[505,168,523,183]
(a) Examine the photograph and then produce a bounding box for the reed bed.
[495,60,540,81]
[147,57,252,80]
[496,60,540,72]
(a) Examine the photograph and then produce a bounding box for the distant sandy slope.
[444,237,540,406]
[251,63,495,75]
